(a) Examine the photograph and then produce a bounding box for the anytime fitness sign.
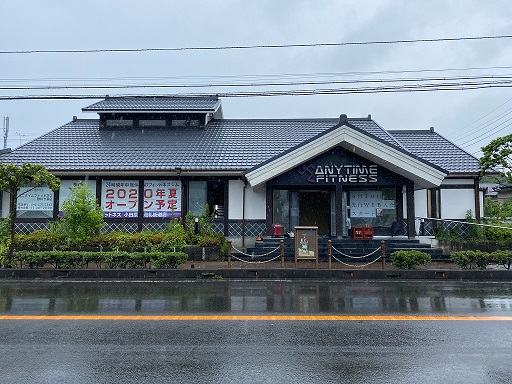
[311,164,378,183]
[294,163,379,184]
[270,148,405,186]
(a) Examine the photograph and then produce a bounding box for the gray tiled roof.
[388,130,480,174]
[0,115,479,175]
[0,117,393,172]
[82,96,220,112]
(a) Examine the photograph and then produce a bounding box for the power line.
[3,65,512,84]
[2,74,512,91]
[1,34,511,55]
[458,118,512,147]
[448,105,512,142]
[2,79,512,100]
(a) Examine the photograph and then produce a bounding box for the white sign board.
[143,180,182,218]
[17,186,54,211]
[101,180,139,218]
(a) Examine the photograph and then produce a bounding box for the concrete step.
[234,236,448,262]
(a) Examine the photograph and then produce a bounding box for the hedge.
[12,230,227,251]
[12,250,187,269]
[390,250,432,269]
[451,250,512,270]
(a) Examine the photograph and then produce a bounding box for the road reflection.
[1,280,512,315]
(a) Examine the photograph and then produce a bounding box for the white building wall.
[414,189,428,219]
[228,180,266,220]
[441,189,475,219]
[413,189,428,234]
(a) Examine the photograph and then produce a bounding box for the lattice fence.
[420,219,469,237]
[228,222,266,237]
[142,222,167,232]
[103,222,139,233]
[15,222,49,234]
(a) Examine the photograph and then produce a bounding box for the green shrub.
[13,250,49,268]
[197,232,228,254]
[450,250,492,269]
[91,232,138,249]
[490,250,512,270]
[125,252,150,269]
[159,222,188,251]
[149,251,187,268]
[53,250,87,268]
[0,242,9,267]
[13,230,67,249]
[133,231,166,249]
[390,250,432,269]
[83,251,104,268]
[101,251,129,268]
[483,224,512,242]
[11,250,187,269]
[466,210,485,242]
[0,218,9,244]
[184,208,215,243]
[450,251,471,269]
[57,182,106,246]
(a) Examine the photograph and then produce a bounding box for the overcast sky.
[1,0,512,156]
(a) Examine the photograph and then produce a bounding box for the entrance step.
[234,237,449,262]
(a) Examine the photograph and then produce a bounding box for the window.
[188,119,200,127]
[172,119,200,128]
[105,119,133,128]
[139,119,166,128]
[349,188,396,227]
[172,120,186,127]
[187,180,225,218]
[188,181,207,216]
[273,190,290,233]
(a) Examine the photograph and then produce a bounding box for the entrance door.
[299,191,330,235]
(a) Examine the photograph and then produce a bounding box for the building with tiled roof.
[0,96,483,240]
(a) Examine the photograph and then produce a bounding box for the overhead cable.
[2,79,512,100]
[1,34,511,55]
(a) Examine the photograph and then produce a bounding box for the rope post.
[280,240,285,268]
[381,240,386,269]
[228,241,232,269]
[327,240,332,270]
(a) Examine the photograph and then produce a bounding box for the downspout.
[242,175,248,248]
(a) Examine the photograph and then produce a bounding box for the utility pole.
[2,116,8,149]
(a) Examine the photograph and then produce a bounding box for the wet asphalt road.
[0,279,512,383]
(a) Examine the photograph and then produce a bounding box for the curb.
[0,268,511,280]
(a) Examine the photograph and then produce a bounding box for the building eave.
[245,124,447,189]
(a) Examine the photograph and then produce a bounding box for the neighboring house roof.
[82,95,221,113]
[493,182,512,191]
[388,130,481,174]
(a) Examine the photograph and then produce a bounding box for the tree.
[0,163,60,265]
[480,133,512,182]
[56,182,105,246]
[484,196,512,221]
